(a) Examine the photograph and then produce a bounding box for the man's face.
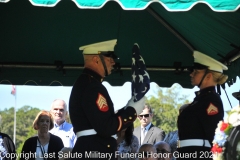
[138,107,153,127]
[102,56,115,75]
[51,100,67,125]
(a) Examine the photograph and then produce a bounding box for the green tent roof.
[4,0,239,11]
[0,0,239,88]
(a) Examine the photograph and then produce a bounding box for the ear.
[206,72,212,79]
[150,113,153,118]
[92,56,99,64]
[34,124,38,130]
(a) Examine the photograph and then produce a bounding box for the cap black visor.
[100,51,118,59]
[188,63,208,72]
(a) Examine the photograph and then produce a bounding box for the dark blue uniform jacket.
[69,68,137,159]
[177,86,224,159]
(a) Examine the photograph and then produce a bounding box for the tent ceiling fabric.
[0,0,240,88]
[1,0,240,11]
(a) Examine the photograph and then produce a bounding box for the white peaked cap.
[79,39,117,54]
[193,51,228,73]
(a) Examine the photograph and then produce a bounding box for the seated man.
[138,143,157,160]
[154,141,172,160]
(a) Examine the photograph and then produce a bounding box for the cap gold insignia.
[96,93,109,112]
[206,103,218,115]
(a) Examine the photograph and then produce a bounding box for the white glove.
[125,97,146,115]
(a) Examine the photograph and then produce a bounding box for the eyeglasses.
[138,114,150,118]
[156,148,171,154]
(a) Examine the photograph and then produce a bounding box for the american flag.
[131,43,150,102]
[11,85,16,95]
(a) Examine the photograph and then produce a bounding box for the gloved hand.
[125,96,146,114]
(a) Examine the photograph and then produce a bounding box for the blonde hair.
[32,110,54,130]
[209,71,228,85]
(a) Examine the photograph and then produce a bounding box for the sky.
[0,77,239,115]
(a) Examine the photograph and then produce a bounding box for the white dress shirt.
[49,121,76,148]
[140,123,151,145]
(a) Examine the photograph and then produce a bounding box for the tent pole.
[147,7,195,52]
[1,64,189,72]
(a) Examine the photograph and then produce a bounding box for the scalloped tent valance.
[0,0,239,88]
[1,0,240,11]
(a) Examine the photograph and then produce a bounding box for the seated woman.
[117,123,139,160]
[0,132,16,160]
[20,110,64,160]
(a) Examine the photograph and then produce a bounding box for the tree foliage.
[0,106,40,152]
[0,84,191,153]
[134,84,190,134]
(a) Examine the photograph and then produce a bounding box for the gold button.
[107,145,110,148]
[129,117,132,120]
[124,119,127,121]
[134,113,137,115]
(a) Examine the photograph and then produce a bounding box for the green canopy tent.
[0,0,239,88]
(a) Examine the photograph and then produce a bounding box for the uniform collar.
[195,86,216,96]
[83,68,103,82]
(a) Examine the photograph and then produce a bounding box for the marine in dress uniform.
[177,51,228,159]
[69,39,145,160]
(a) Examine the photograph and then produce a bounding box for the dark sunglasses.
[138,114,150,118]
